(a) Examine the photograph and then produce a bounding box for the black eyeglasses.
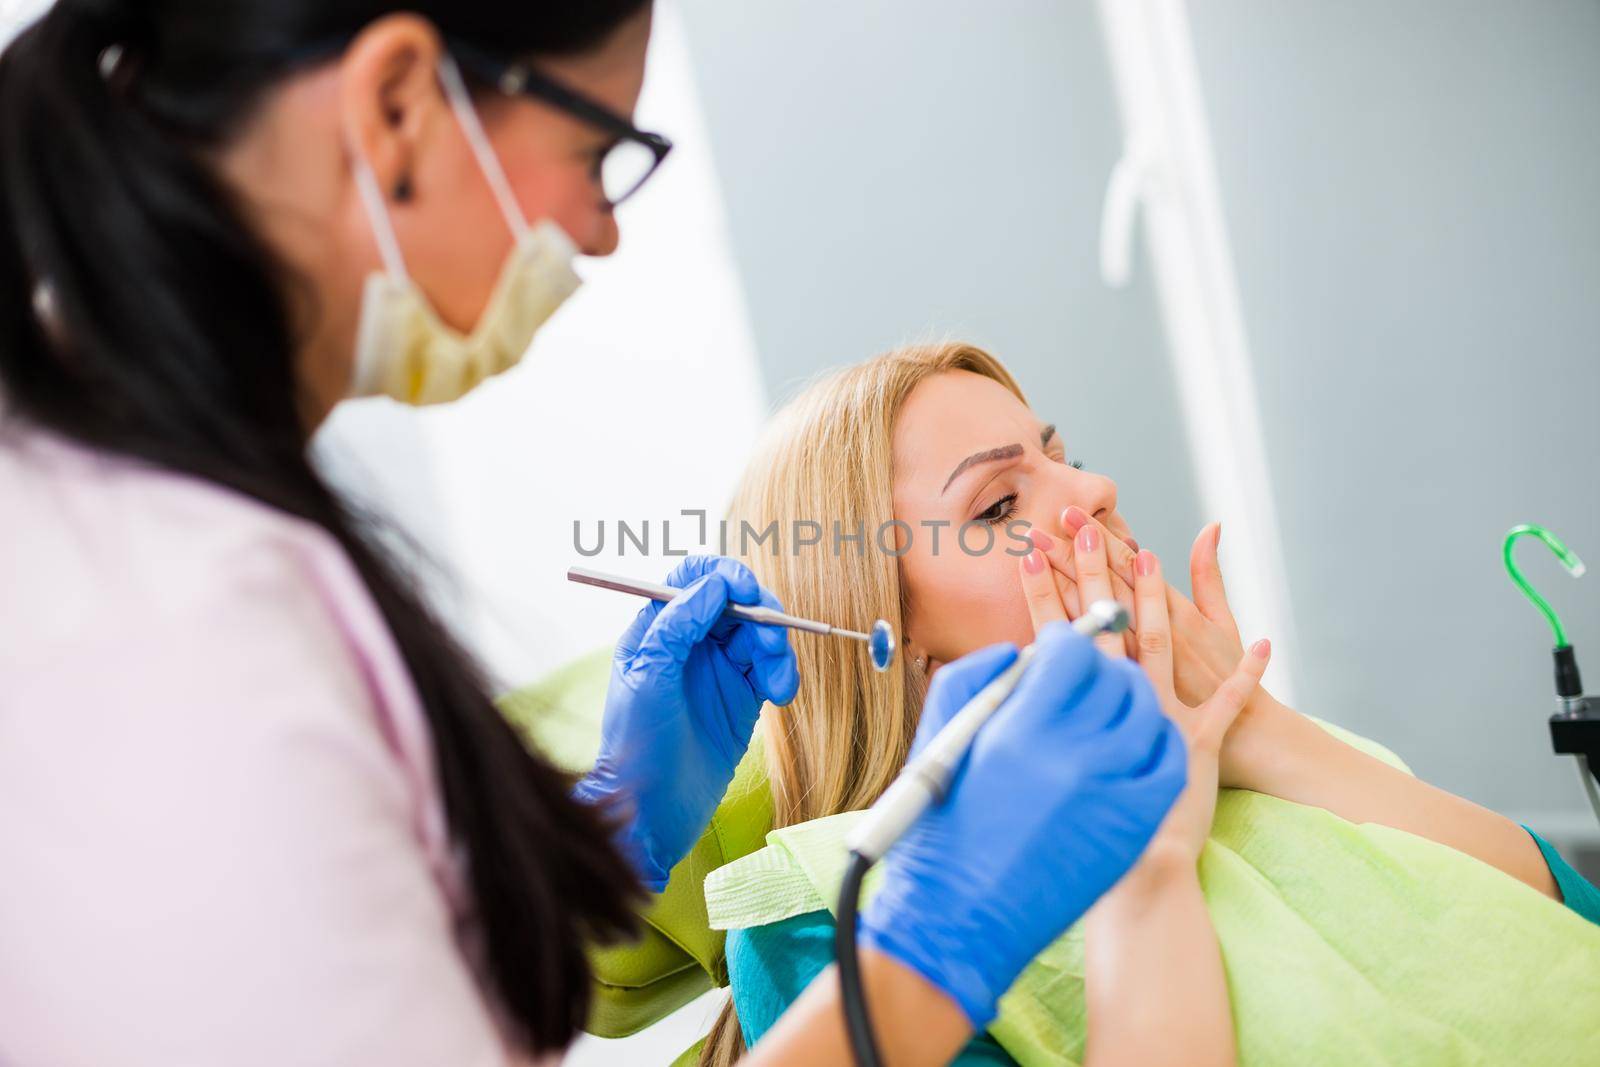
[450,41,673,209]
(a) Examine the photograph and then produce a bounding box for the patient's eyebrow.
[941,426,1058,495]
[942,443,1024,495]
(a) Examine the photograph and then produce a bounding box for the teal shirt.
[727,911,1019,1065]
[727,831,1600,1060]
[1526,827,1600,923]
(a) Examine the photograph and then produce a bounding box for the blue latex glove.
[574,556,800,891]
[861,620,1186,1027]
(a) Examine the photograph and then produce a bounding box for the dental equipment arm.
[1502,524,1600,833]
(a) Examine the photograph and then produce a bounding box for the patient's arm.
[1152,520,1557,900]
[1234,698,1559,898]
[744,947,977,1067]
[1085,853,1233,1067]
[1032,534,1253,1067]
[1060,511,1559,900]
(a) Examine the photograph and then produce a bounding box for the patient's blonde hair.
[700,342,1026,1065]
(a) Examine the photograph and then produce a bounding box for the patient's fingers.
[1132,549,1176,702]
[1070,521,1124,658]
[1190,522,1241,642]
[1062,506,1138,589]
[1163,587,1220,707]
[1019,530,1069,636]
[1033,526,1136,655]
[1197,639,1271,749]
[1053,567,1083,619]
[1057,510,1140,654]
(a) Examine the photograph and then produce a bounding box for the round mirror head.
[868,619,897,672]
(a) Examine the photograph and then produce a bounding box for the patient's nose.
[1043,469,1119,537]
[1082,471,1118,523]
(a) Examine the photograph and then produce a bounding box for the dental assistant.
[0,3,1186,1065]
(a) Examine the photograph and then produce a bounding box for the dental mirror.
[568,566,900,673]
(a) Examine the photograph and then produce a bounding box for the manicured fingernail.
[1024,549,1046,574]
[1251,638,1271,658]
[1029,529,1055,552]
[1061,506,1090,532]
[1136,549,1156,578]
[1076,524,1099,553]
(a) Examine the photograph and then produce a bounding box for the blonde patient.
[697,342,1598,1067]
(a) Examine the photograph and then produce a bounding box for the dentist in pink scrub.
[0,2,1187,1064]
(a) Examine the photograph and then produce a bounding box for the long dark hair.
[0,0,649,1052]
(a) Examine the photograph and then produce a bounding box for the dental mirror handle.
[568,565,900,672]
[846,602,1129,863]
[567,565,834,634]
[566,566,889,633]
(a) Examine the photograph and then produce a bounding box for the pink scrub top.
[0,427,554,1066]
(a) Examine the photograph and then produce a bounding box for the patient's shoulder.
[726,910,835,1048]
[728,914,834,1008]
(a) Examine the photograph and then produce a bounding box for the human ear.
[338,14,447,202]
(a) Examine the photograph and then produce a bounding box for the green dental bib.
[705,728,1600,1067]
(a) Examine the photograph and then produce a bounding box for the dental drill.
[837,600,1132,1067]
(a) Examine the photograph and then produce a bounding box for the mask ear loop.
[437,55,532,241]
[349,142,413,284]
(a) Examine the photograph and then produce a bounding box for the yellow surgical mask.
[347,56,581,406]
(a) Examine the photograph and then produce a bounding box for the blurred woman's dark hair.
[0,0,651,1051]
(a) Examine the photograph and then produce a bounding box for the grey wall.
[677,0,1205,567]
[1190,0,1600,829]
[681,0,1600,835]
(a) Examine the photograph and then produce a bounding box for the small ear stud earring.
[393,175,414,203]
[914,655,929,671]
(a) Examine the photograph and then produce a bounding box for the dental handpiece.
[567,565,899,672]
[845,601,1131,862]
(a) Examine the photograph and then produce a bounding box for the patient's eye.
[1050,448,1085,471]
[976,492,1019,526]
[1043,436,1084,470]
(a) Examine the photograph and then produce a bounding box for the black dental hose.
[836,850,882,1067]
